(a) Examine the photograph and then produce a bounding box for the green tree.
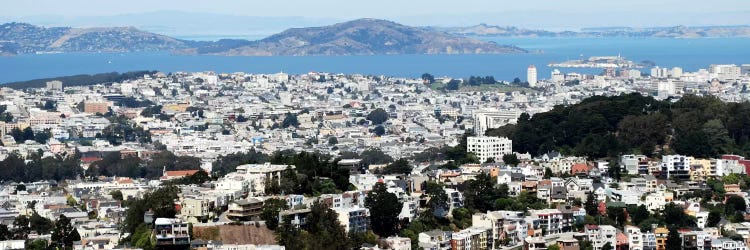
[50,215,81,248]
[383,159,412,174]
[360,148,394,165]
[366,108,389,125]
[260,198,290,230]
[365,183,402,237]
[131,224,155,249]
[421,73,435,84]
[665,228,682,250]
[628,205,650,226]
[502,154,520,166]
[548,245,561,250]
[463,173,506,212]
[446,79,461,90]
[663,202,695,228]
[373,125,386,136]
[26,239,48,250]
[328,137,338,145]
[707,210,721,227]
[425,182,449,216]
[585,192,598,216]
[0,224,10,240]
[725,196,747,215]
[281,113,300,128]
[544,167,553,179]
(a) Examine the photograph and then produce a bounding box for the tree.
[365,183,402,237]
[502,154,520,166]
[260,198,289,230]
[707,210,721,227]
[665,228,682,250]
[360,148,394,165]
[548,245,561,250]
[446,79,461,90]
[22,127,35,142]
[51,215,81,248]
[383,159,412,174]
[629,205,650,226]
[110,190,124,201]
[663,202,695,228]
[0,225,10,241]
[281,113,300,128]
[585,192,598,216]
[544,167,553,179]
[725,196,747,215]
[328,137,338,145]
[373,125,386,136]
[421,73,435,84]
[33,129,51,144]
[366,108,389,124]
[463,173,506,212]
[425,182,449,217]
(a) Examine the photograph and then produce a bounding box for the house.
[625,226,643,250]
[226,198,263,221]
[154,218,190,247]
[450,227,491,250]
[419,230,452,250]
[556,238,580,250]
[334,206,370,233]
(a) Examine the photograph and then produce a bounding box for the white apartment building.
[710,64,741,81]
[466,136,512,163]
[661,155,691,179]
[585,224,617,250]
[624,226,643,250]
[473,110,520,136]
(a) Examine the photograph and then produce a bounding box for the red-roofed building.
[571,163,591,175]
[161,169,200,180]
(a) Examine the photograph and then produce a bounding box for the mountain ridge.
[0,19,527,56]
[430,23,750,38]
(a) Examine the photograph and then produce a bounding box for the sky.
[1,0,749,37]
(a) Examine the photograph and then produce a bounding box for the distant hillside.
[3,70,156,88]
[186,18,526,56]
[432,24,750,38]
[0,22,189,54]
[0,20,526,56]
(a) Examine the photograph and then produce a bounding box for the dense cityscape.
[0,60,749,250]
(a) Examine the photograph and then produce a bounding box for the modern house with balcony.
[154,218,190,247]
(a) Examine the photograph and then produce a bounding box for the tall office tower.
[527,65,538,87]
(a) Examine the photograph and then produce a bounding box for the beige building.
[84,102,109,114]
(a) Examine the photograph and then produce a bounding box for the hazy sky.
[2,0,747,18]
[2,0,749,36]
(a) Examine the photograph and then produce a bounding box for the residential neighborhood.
[0,63,749,250]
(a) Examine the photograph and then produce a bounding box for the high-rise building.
[551,69,564,83]
[45,80,63,91]
[710,64,741,81]
[670,67,683,78]
[657,80,676,99]
[527,65,537,87]
[741,64,750,75]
